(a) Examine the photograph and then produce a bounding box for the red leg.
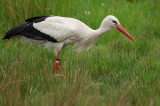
[53,51,65,80]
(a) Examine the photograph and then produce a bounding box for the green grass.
[0,0,160,105]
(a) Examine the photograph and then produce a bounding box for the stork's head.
[101,15,135,42]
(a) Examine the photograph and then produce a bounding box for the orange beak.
[117,25,135,42]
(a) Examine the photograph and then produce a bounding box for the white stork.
[3,15,135,80]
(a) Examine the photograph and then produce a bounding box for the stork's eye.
[112,21,117,24]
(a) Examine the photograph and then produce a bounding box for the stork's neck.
[94,27,110,37]
[93,24,111,38]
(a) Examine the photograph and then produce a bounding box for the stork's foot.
[53,59,65,80]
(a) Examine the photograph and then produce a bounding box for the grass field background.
[0,0,160,105]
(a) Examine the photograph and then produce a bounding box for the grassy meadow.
[0,0,160,105]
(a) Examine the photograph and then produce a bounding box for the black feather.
[3,16,58,42]
[25,16,49,23]
[3,23,27,40]
[21,23,58,42]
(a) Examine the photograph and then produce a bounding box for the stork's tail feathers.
[2,23,27,40]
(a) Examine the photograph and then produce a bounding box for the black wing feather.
[25,16,49,23]
[3,23,27,39]
[3,16,58,42]
[22,23,57,42]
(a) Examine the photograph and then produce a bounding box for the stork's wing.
[20,16,78,42]
[4,16,86,43]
